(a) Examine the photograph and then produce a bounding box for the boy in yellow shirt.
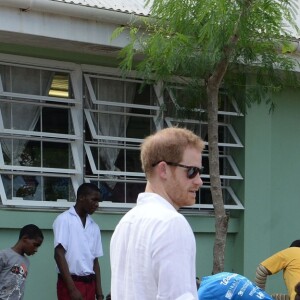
[255,240,300,299]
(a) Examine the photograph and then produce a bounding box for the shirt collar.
[137,192,178,212]
[68,206,93,226]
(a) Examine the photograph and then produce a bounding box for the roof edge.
[0,0,147,25]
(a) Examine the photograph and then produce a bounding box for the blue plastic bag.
[198,272,273,300]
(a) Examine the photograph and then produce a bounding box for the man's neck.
[74,205,87,227]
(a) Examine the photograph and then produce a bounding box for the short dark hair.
[19,224,44,240]
[77,183,100,199]
[290,240,300,247]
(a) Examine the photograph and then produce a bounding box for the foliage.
[115,0,299,110]
[113,0,300,273]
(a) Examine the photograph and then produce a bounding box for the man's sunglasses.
[152,161,204,179]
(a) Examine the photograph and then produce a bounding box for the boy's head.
[76,183,101,215]
[290,240,300,247]
[19,224,44,256]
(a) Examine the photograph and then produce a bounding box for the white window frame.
[0,56,244,210]
[82,65,244,210]
[0,54,83,208]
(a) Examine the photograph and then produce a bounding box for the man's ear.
[156,161,168,180]
[20,235,29,242]
[77,195,85,203]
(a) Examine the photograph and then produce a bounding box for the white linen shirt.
[53,206,103,275]
[110,192,197,300]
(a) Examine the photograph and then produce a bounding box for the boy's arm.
[255,264,271,290]
[54,244,83,300]
[93,258,104,300]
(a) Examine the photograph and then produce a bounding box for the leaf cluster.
[113,0,300,111]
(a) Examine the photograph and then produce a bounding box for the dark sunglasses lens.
[187,167,199,179]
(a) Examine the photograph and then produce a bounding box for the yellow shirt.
[261,247,300,299]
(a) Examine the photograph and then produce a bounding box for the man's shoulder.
[137,193,178,210]
[54,207,73,221]
[125,202,185,224]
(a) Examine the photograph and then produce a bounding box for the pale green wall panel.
[244,100,273,278]
[194,232,237,279]
[0,208,240,299]
[243,88,300,295]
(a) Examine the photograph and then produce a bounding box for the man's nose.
[194,174,203,188]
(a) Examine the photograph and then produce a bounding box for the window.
[163,85,244,210]
[0,55,244,210]
[83,68,161,207]
[83,66,244,210]
[0,55,81,207]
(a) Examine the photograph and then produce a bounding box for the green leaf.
[111,26,125,41]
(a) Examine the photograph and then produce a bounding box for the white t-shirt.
[110,192,197,300]
[53,206,103,275]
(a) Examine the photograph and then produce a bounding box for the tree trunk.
[203,0,253,274]
[207,79,229,274]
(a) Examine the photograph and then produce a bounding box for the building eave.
[0,0,148,25]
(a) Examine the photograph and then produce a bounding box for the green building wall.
[0,43,242,299]
[243,88,300,295]
[0,43,299,298]
[0,209,240,300]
